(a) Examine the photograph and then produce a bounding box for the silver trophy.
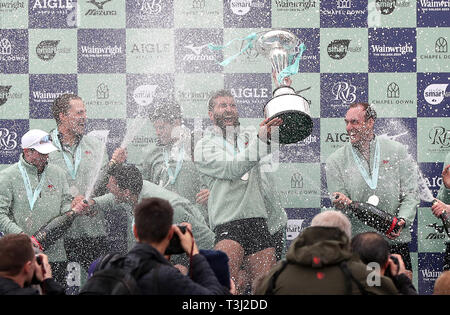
[255,29,313,144]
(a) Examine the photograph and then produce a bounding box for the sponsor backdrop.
[0,0,449,294]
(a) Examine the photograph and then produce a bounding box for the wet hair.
[351,232,389,267]
[311,210,352,240]
[208,89,234,112]
[0,234,34,276]
[349,102,377,122]
[107,164,143,196]
[52,94,82,125]
[150,100,182,122]
[134,198,173,243]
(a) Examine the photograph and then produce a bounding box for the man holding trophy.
[195,30,313,294]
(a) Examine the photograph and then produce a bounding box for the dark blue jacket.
[128,243,229,295]
[0,276,65,295]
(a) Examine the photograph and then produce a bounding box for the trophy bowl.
[264,86,313,144]
[255,29,313,144]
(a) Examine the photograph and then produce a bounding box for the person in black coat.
[0,234,64,295]
[125,197,231,295]
[351,232,417,295]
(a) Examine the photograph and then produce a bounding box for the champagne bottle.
[33,210,77,251]
[337,195,401,235]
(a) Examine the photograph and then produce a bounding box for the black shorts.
[214,218,274,256]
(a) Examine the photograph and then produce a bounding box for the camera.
[385,255,400,278]
[165,225,187,255]
[31,255,43,285]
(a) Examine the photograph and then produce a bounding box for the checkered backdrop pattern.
[0,0,449,294]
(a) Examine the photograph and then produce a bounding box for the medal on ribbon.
[351,138,381,206]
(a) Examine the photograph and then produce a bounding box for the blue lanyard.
[221,136,244,155]
[350,138,380,190]
[18,160,47,211]
[163,146,184,185]
[52,129,81,180]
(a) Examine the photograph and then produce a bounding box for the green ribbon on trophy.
[208,32,258,66]
[208,31,306,85]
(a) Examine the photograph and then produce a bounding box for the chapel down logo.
[291,172,304,188]
[387,82,400,98]
[337,0,351,9]
[436,37,448,53]
[192,0,206,9]
[96,83,109,99]
[0,37,26,62]
[419,37,449,60]
[0,38,12,55]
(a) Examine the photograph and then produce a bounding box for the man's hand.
[196,189,209,205]
[34,253,52,282]
[431,199,450,218]
[173,223,199,257]
[332,192,352,210]
[110,147,127,166]
[71,195,85,210]
[386,253,412,280]
[258,117,283,143]
[386,219,405,240]
[71,196,93,216]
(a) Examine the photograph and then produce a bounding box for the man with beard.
[325,102,419,273]
[193,89,283,294]
[49,94,126,285]
[138,102,209,224]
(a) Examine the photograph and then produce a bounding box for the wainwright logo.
[80,45,122,57]
[371,43,413,56]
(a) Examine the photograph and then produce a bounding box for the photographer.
[351,232,417,295]
[115,198,229,294]
[0,234,64,295]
